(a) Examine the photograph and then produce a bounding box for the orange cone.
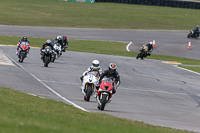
[153,38,155,47]
[188,40,191,49]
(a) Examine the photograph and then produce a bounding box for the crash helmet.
[46,40,52,45]
[108,63,117,74]
[149,42,153,45]
[23,35,27,41]
[92,60,99,70]
[56,36,62,41]
[197,25,199,28]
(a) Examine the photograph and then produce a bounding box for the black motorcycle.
[187,30,199,39]
[62,35,68,52]
[42,46,53,67]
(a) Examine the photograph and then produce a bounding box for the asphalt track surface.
[1,25,200,132]
[0,25,200,59]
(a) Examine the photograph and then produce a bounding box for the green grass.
[0,0,200,30]
[1,35,200,66]
[179,66,200,73]
[0,86,193,133]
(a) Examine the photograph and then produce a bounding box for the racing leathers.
[146,43,153,56]
[80,65,103,81]
[192,26,199,37]
[97,70,121,94]
[63,35,69,48]
[53,38,64,50]
[16,39,30,55]
[40,43,54,59]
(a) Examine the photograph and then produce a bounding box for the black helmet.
[23,35,27,41]
[108,63,117,74]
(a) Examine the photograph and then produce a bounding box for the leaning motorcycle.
[81,71,98,101]
[18,42,29,63]
[42,46,52,67]
[136,45,148,60]
[62,35,68,52]
[187,30,199,39]
[97,78,114,111]
[52,41,62,59]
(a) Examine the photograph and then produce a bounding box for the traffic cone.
[188,40,191,50]
[153,38,155,47]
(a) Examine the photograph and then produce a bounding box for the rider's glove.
[96,80,100,86]
[80,75,84,81]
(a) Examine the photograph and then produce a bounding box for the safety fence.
[64,0,95,3]
[95,0,200,9]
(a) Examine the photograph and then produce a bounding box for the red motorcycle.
[18,42,29,63]
[97,78,113,111]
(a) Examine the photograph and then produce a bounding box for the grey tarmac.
[0,45,200,132]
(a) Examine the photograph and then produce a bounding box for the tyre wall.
[95,0,200,9]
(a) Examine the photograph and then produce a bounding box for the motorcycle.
[187,30,199,39]
[18,42,29,63]
[136,45,148,60]
[81,71,99,101]
[42,46,53,67]
[97,78,114,111]
[62,35,68,52]
[52,41,62,62]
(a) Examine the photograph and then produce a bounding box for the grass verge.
[1,35,200,72]
[1,35,200,65]
[0,86,194,133]
[178,66,200,73]
[0,0,200,30]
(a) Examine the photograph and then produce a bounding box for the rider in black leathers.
[146,42,153,56]
[97,63,121,94]
[40,40,54,59]
[192,25,199,37]
[63,35,69,48]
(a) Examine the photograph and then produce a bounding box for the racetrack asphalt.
[0,45,200,132]
[0,25,200,59]
[1,25,200,132]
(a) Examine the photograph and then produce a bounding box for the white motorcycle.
[52,41,62,59]
[81,71,99,101]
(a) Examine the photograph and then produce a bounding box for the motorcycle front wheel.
[99,94,108,111]
[85,86,93,102]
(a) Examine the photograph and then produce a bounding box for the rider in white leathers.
[80,60,102,90]
[80,60,102,81]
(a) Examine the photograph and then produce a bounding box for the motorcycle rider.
[16,35,30,56]
[145,42,153,56]
[40,40,54,60]
[53,36,64,50]
[96,63,121,95]
[193,25,199,37]
[63,35,69,48]
[80,60,103,82]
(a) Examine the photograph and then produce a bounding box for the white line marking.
[126,41,132,52]
[0,49,89,112]
[173,65,200,76]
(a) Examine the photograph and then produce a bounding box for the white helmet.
[149,42,153,45]
[56,36,62,40]
[92,60,99,68]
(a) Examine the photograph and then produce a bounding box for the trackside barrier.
[95,0,200,9]
[64,0,95,3]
